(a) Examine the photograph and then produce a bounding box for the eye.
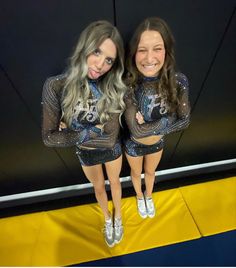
[93,48,101,56]
[106,57,114,65]
[137,49,146,53]
[154,47,164,52]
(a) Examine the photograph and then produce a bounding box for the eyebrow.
[154,43,164,47]
[98,48,116,60]
[138,43,164,48]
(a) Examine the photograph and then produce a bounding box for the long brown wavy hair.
[126,17,179,112]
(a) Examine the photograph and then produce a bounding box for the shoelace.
[138,198,146,211]
[104,221,113,237]
[114,219,122,234]
[146,198,154,210]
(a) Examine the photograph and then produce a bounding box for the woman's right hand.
[136,111,145,124]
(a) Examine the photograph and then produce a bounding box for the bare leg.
[82,164,110,220]
[105,155,122,219]
[125,152,144,198]
[143,149,163,197]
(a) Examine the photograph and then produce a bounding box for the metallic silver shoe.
[103,218,114,247]
[114,218,123,244]
[137,196,147,218]
[145,195,156,218]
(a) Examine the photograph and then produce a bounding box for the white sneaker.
[103,218,114,247]
[137,196,147,218]
[145,195,156,218]
[114,218,123,244]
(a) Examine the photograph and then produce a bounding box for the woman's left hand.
[59,121,67,131]
[95,124,103,129]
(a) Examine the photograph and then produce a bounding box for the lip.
[88,68,101,79]
[142,64,157,69]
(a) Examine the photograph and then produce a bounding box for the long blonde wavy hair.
[61,20,126,126]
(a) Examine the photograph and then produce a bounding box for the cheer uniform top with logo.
[42,74,122,165]
[124,73,191,156]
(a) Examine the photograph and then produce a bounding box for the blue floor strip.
[77,230,236,266]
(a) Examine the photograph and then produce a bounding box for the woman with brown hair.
[124,17,190,219]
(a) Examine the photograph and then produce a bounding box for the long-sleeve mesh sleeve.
[124,90,168,139]
[79,113,121,149]
[41,75,102,147]
[163,75,190,135]
[124,73,190,138]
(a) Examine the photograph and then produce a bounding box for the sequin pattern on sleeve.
[124,73,190,138]
[41,74,121,148]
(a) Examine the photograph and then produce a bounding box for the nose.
[95,57,105,70]
[146,50,154,63]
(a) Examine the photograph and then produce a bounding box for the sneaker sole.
[105,240,115,247]
[147,213,155,218]
[139,213,148,219]
[114,233,124,244]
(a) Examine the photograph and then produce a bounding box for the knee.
[93,182,105,195]
[145,169,155,178]
[131,168,142,179]
[109,178,121,189]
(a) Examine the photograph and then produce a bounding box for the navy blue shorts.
[76,142,122,166]
[124,137,164,157]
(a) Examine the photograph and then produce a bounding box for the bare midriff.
[133,135,163,145]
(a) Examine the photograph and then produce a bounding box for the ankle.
[136,193,144,199]
[115,215,122,221]
[144,191,152,199]
[114,214,121,220]
[104,212,112,221]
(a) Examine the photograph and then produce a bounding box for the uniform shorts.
[76,142,122,166]
[124,137,164,157]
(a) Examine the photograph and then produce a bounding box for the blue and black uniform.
[124,73,191,157]
[42,74,122,166]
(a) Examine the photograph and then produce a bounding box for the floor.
[0,176,235,266]
[78,230,236,266]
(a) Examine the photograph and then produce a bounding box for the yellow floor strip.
[0,176,235,266]
[180,177,236,236]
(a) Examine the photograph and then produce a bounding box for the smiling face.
[135,30,165,77]
[86,38,117,80]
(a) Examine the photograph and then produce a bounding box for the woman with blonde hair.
[42,20,126,247]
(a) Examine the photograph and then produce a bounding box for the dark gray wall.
[0,0,235,197]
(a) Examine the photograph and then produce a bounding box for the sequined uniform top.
[42,74,121,149]
[124,73,190,139]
